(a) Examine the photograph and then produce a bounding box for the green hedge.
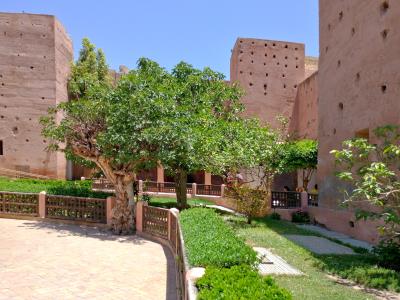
[180,208,257,268]
[0,177,111,199]
[196,265,292,300]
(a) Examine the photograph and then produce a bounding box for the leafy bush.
[373,240,400,272]
[141,193,152,202]
[291,210,310,223]
[196,265,292,300]
[270,212,281,220]
[226,183,267,224]
[180,208,257,267]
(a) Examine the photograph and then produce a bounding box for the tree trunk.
[175,168,188,209]
[111,176,135,234]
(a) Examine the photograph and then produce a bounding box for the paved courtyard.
[0,218,177,300]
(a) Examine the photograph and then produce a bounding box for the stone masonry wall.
[316,0,400,243]
[230,38,306,129]
[0,13,72,178]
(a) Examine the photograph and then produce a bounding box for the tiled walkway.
[0,218,177,300]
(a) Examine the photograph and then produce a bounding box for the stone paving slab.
[0,218,177,300]
[254,247,302,276]
[284,235,355,255]
[297,224,373,250]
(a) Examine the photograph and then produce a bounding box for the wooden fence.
[92,178,224,197]
[0,191,39,216]
[46,195,106,223]
[141,204,190,299]
[271,191,302,208]
[308,193,319,207]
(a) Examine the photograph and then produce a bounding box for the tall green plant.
[331,125,400,241]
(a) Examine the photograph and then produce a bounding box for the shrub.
[180,208,257,267]
[291,210,310,223]
[270,212,281,220]
[373,240,400,272]
[196,265,292,300]
[225,183,267,224]
[141,193,152,202]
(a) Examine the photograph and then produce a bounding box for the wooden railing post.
[136,201,147,233]
[38,191,46,218]
[170,208,179,253]
[220,184,225,197]
[192,183,197,197]
[138,180,143,196]
[106,196,115,226]
[301,192,308,209]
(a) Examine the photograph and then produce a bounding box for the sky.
[2,1,319,78]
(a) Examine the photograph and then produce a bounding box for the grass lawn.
[225,215,400,299]
[0,176,110,198]
[149,196,214,208]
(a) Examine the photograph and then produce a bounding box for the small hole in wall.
[12,127,18,134]
[3,32,6,36]
[381,1,389,14]
[273,43,276,46]
[328,23,331,31]
[337,60,341,67]
[239,40,243,43]
[333,128,337,135]
[263,62,266,66]
[29,118,32,121]
[239,70,243,74]
[15,116,19,121]
[294,84,298,88]
[263,84,267,89]
[295,47,298,50]
[295,65,298,69]
[325,46,329,53]
[43,140,47,143]
[295,57,299,60]
[249,72,252,75]
[264,53,267,57]
[339,11,343,20]
[265,73,269,77]
[282,74,286,78]
[251,60,254,63]
[240,50,243,54]
[1,94,3,97]
[19,33,23,37]
[285,64,288,68]
[381,29,389,39]
[251,51,254,55]
[277,62,280,65]
[1,83,4,86]
[249,82,253,86]
[264,43,267,47]
[264,92,267,96]
[338,102,344,110]
[349,221,355,228]
[30,66,34,70]
[284,45,288,48]
[239,59,242,62]
[0,116,4,119]
[381,84,387,93]
[251,41,254,44]
[356,72,360,81]
[25,139,29,142]
[351,27,356,35]
[0,75,2,78]
[283,84,286,89]
[273,54,276,58]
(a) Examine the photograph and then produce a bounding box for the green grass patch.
[180,208,257,268]
[0,177,111,198]
[226,215,380,299]
[149,197,213,208]
[314,254,400,292]
[197,265,292,300]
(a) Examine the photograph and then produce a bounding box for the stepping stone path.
[254,247,302,275]
[284,235,355,254]
[297,224,373,251]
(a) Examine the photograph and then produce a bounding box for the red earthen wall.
[0,13,72,178]
[315,0,400,242]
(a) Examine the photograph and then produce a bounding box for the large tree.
[41,39,171,234]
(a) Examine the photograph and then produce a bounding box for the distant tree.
[154,62,246,209]
[331,125,400,242]
[281,139,318,191]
